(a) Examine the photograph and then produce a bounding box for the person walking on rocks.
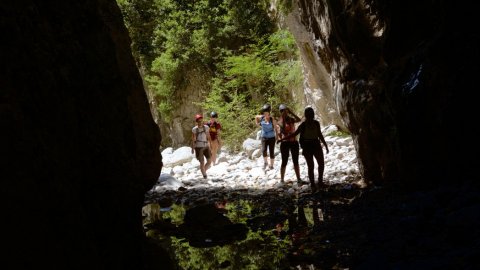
[206,111,222,165]
[276,104,302,184]
[191,114,212,179]
[279,107,329,192]
[255,104,277,170]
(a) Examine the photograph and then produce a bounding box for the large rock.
[1,0,164,269]
[242,138,262,159]
[162,146,195,167]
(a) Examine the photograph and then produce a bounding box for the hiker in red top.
[276,104,302,184]
[206,111,222,165]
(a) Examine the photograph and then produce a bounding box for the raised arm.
[273,117,281,141]
[275,121,281,141]
[287,108,301,122]
[255,115,262,126]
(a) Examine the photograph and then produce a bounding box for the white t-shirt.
[192,125,209,148]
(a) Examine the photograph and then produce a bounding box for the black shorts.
[302,140,321,156]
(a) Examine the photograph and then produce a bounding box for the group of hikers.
[191,104,329,193]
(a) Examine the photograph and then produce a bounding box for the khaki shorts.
[195,146,211,161]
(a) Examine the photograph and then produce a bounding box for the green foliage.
[118,0,304,149]
[201,86,259,150]
[225,199,253,223]
[202,30,303,149]
[162,203,186,225]
[277,0,294,14]
[116,0,158,68]
[160,201,290,270]
[145,50,182,122]
[326,130,351,138]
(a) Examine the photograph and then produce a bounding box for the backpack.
[206,121,220,133]
[299,121,320,148]
[194,125,208,143]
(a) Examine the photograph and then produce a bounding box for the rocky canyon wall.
[279,3,346,131]
[1,0,163,269]
[293,0,478,185]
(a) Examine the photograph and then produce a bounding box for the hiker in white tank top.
[191,114,212,179]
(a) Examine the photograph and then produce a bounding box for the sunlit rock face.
[2,0,162,269]
[162,69,210,147]
[295,0,478,185]
[282,6,346,131]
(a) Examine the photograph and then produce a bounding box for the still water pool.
[143,186,357,269]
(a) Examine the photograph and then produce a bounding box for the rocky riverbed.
[142,128,479,269]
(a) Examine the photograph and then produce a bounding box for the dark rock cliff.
[296,0,478,186]
[1,0,163,269]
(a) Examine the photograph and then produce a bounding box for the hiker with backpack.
[191,114,212,179]
[206,111,222,165]
[276,104,303,184]
[255,104,278,170]
[278,107,329,192]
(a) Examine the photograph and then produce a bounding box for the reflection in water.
[181,203,248,248]
[143,197,327,269]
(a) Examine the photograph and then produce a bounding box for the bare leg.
[291,142,301,182]
[210,140,219,165]
[205,158,212,171]
[304,153,316,192]
[280,142,288,181]
[293,164,301,182]
[280,166,286,182]
[268,139,275,169]
[199,160,206,178]
[313,150,325,188]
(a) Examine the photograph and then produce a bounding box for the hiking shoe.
[297,179,307,185]
[318,181,327,190]
[203,174,208,179]
[268,165,274,170]
[263,162,268,170]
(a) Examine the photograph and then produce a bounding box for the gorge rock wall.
[281,4,346,131]
[2,0,163,269]
[295,0,478,185]
[160,69,210,147]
